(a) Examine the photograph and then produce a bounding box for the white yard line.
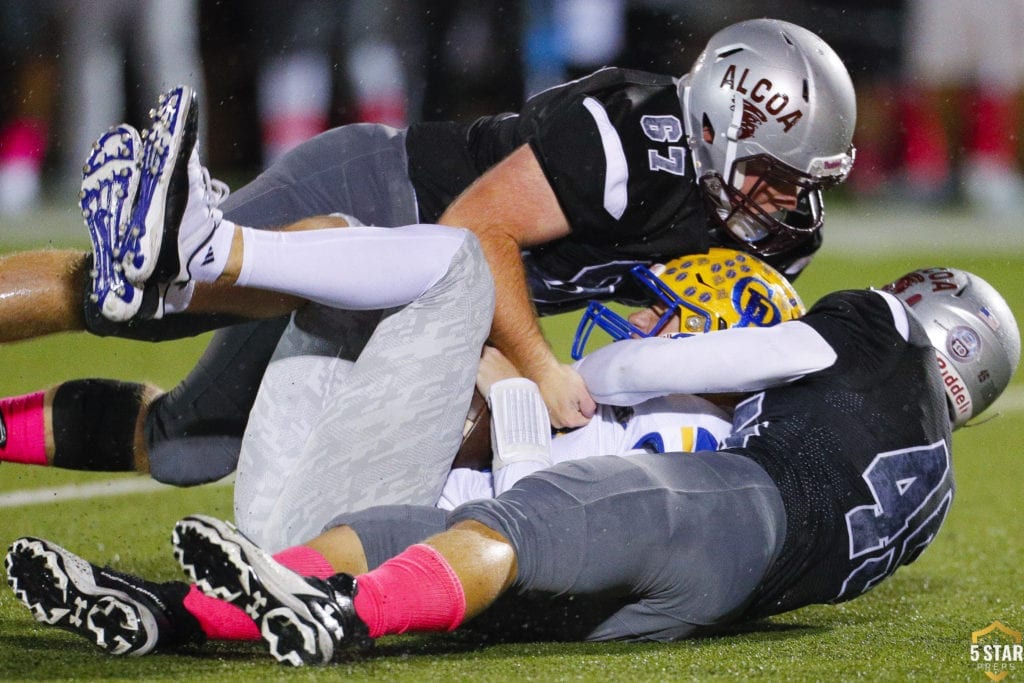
[2,386,1022,509]
[0,475,231,509]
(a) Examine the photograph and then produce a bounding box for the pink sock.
[182,545,336,641]
[0,392,47,465]
[183,585,260,641]
[273,545,335,579]
[353,544,467,638]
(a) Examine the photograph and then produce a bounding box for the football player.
[0,18,856,491]
[438,247,805,508]
[6,266,1018,662]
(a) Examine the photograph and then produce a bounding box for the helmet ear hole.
[702,113,715,144]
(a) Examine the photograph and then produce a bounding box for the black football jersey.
[407,67,718,314]
[722,290,954,618]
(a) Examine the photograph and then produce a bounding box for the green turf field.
[1,215,1022,681]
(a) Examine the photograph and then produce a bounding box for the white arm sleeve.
[237,224,468,310]
[576,321,838,405]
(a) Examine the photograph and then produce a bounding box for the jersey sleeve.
[576,321,838,405]
[519,68,704,245]
[796,290,911,389]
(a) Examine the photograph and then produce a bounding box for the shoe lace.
[199,165,230,208]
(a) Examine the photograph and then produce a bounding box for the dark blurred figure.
[414,1,526,121]
[249,1,413,167]
[747,1,908,200]
[0,1,59,215]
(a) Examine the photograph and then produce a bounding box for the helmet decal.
[946,326,982,363]
[718,64,804,133]
[738,99,769,139]
[936,353,974,425]
[733,276,785,326]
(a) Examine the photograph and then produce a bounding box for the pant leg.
[235,233,494,551]
[138,124,417,484]
[451,451,786,641]
[325,505,449,569]
[143,316,289,485]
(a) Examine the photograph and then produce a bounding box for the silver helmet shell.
[680,18,856,256]
[883,268,1020,428]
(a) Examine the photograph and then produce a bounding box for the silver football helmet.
[680,18,856,256]
[883,268,1020,428]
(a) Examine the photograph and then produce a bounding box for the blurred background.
[2,0,1024,221]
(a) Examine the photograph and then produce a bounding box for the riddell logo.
[936,352,972,421]
[971,621,1023,681]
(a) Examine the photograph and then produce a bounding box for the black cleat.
[5,537,201,656]
[172,514,371,666]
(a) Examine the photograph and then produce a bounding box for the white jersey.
[437,394,731,510]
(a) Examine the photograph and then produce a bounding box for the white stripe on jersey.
[875,290,911,341]
[582,96,629,219]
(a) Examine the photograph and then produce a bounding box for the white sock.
[187,219,236,283]
[235,224,468,309]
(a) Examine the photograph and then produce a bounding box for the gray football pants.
[332,450,787,642]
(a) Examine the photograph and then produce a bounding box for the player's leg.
[170,508,510,666]
[0,250,90,343]
[0,379,158,473]
[451,451,787,641]
[172,451,785,665]
[4,531,357,656]
[234,230,494,551]
[122,96,418,485]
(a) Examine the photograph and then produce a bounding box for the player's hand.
[537,363,596,429]
[476,345,522,396]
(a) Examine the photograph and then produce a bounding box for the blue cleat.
[120,85,199,284]
[80,124,144,322]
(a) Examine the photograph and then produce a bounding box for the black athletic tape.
[51,379,145,471]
